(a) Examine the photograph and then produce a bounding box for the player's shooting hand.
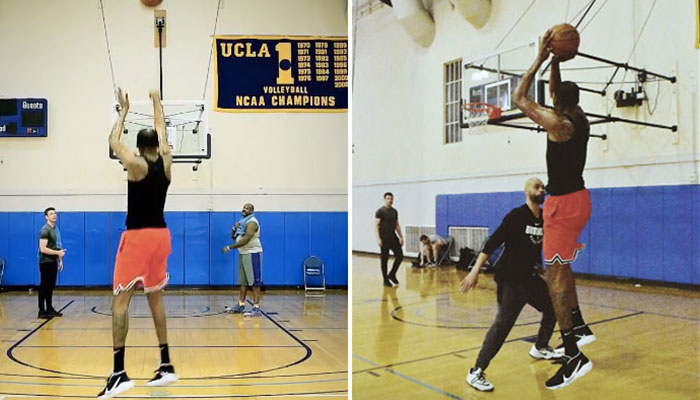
[537,29,553,62]
[116,87,129,112]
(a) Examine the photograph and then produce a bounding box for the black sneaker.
[388,274,399,285]
[554,324,596,354]
[383,279,393,287]
[97,371,134,399]
[48,309,63,317]
[145,363,178,387]
[37,311,50,319]
[545,351,592,390]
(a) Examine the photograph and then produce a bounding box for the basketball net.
[462,103,501,134]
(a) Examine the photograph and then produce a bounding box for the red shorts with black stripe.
[113,228,171,295]
[543,189,591,265]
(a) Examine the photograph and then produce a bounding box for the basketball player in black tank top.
[99,89,177,399]
[513,29,594,390]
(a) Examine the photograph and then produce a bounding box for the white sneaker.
[466,367,494,391]
[529,344,563,360]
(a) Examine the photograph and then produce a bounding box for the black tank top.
[545,109,590,196]
[126,156,170,229]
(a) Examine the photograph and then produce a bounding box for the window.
[444,58,462,144]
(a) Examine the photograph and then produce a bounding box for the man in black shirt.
[513,29,594,389]
[375,192,404,287]
[37,207,66,319]
[460,178,561,391]
[99,88,177,399]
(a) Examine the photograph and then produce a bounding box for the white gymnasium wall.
[353,0,699,252]
[0,0,348,212]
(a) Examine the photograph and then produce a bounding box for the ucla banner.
[213,35,348,112]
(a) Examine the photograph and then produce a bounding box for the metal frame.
[462,51,678,138]
[303,255,326,296]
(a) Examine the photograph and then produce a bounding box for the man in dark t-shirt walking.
[374,192,404,287]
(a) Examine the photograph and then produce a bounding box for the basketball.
[141,0,162,7]
[550,23,580,60]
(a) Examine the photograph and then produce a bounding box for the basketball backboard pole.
[576,52,676,83]
[466,64,605,96]
[464,108,676,135]
[489,120,608,140]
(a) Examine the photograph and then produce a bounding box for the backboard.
[109,100,211,160]
[462,40,542,128]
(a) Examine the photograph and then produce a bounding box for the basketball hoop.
[462,102,502,134]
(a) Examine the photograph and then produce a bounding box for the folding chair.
[436,235,454,266]
[303,255,326,296]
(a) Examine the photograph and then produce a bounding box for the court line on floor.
[391,303,543,329]
[579,301,700,322]
[0,369,348,381]
[4,301,314,381]
[0,390,348,398]
[0,376,347,388]
[90,306,225,319]
[17,345,300,348]
[352,354,464,400]
[353,311,643,375]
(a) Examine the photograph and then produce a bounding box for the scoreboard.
[0,98,48,137]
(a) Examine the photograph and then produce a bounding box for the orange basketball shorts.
[543,189,591,265]
[113,228,171,295]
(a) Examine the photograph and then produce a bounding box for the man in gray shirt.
[419,234,447,267]
[38,207,66,319]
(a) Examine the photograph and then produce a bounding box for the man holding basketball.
[99,88,177,399]
[513,27,595,389]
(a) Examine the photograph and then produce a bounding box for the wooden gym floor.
[0,289,347,399]
[352,254,700,400]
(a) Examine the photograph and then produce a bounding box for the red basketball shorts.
[543,189,591,265]
[113,228,171,295]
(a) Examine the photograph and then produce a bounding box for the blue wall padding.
[611,188,637,278]
[209,212,235,285]
[164,212,185,285]
[184,212,210,285]
[437,184,699,285]
[57,213,84,286]
[0,211,348,287]
[332,213,349,285]
[692,186,700,285]
[309,213,335,286]
[256,212,285,285]
[7,213,34,285]
[283,213,309,285]
[84,213,111,286]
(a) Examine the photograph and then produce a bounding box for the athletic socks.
[160,344,170,365]
[561,329,579,357]
[113,347,125,373]
[572,307,586,328]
